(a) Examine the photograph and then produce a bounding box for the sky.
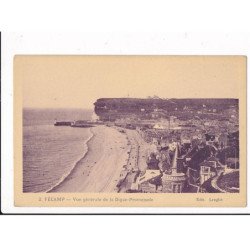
[14,55,245,109]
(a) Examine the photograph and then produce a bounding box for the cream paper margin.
[14,55,247,207]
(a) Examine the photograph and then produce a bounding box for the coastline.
[46,128,94,193]
[49,125,129,193]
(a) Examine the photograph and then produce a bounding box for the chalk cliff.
[94,98,238,121]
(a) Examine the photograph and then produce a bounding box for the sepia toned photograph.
[14,55,246,206]
[23,99,240,194]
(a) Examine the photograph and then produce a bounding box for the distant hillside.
[94,98,238,121]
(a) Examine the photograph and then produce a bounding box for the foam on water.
[45,130,94,193]
[23,108,93,193]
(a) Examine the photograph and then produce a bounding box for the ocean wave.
[45,128,95,193]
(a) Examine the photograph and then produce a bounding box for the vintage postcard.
[14,55,247,207]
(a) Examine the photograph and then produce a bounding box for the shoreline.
[49,125,129,193]
[47,127,94,193]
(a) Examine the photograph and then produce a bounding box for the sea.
[23,108,94,193]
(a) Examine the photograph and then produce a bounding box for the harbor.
[54,120,103,128]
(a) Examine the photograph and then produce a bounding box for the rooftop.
[137,170,161,184]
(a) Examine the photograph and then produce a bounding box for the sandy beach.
[49,125,129,193]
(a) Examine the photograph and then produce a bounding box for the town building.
[136,170,162,193]
[161,144,187,193]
